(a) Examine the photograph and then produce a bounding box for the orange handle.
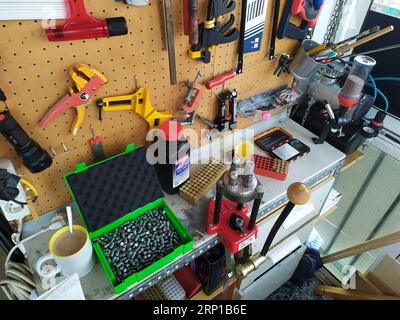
[205,71,236,89]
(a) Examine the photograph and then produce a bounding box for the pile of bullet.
[95,208,182,283]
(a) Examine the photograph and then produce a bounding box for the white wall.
[312,0,373,44]
[312,0,337,43]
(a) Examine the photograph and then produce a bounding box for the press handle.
[260,182,311,257]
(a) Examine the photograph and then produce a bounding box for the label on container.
[239,234,256,251]
[173,155,190,188]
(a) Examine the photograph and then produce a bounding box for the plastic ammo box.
[64,144,194,294]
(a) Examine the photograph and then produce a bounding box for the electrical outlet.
[0,158,30,221]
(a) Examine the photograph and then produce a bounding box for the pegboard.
[0,0,299,217]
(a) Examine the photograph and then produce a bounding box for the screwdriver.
[89,125,106,162]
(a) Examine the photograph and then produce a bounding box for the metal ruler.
[162,0,177,85]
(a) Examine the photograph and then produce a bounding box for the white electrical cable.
[0,219,65,300]
[0,266,35,300]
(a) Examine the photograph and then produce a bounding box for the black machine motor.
[291,95,374,154]
[289,55,384,155]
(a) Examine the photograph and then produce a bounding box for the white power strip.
[0,158,30,222]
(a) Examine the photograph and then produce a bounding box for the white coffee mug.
[36,225,95,279]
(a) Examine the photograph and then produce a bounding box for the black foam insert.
[67,147,164,232]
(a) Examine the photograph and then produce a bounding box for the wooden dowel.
[335,25,394,56]
[322,231,400,264]
[315,285,400,300]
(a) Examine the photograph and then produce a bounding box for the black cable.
[0,213,25,263]
[261,202,295,257]
[1,188,27,206]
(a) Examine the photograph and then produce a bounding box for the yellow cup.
[235,141,254,161]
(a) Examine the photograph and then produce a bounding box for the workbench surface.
[24,115,345,300]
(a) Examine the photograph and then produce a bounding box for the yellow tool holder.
[99,87,173,129]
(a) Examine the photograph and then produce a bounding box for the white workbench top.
[23,114,345,300]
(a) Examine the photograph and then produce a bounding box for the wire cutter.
[38,64,107,135]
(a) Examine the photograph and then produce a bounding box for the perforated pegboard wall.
[0,0,298,217]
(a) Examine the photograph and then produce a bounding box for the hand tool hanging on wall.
[269,0,281,60]
[237,0,269,74]
[46,0,128,41]
[49,143,72,159]
[89,125,106,162]
[0,90,52,173]
[198,89,238,132]
[183,0,200,45]
[273,54,292,77]
[38,64,107,135]
[277,0,324,41]
[189,0,240,64]
[97,87,172,129]
[176,71,206,125]
[204,70,236,89]
[163,0,177,85]
[176,71,236,126]
[198,71,237,130]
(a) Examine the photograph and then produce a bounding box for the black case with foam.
[65,145,163,232]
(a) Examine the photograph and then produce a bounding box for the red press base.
[206,198,258,254]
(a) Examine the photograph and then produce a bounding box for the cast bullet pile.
[95,208,182,283]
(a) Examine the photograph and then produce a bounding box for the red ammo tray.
[253,154,289,181]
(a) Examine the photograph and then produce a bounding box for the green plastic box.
[64,144,194,294]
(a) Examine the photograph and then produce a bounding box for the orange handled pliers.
[38,63,107,135]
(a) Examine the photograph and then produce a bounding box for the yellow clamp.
[188,49,202,59]
[204,18,215,29]
[98,87,172,130]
